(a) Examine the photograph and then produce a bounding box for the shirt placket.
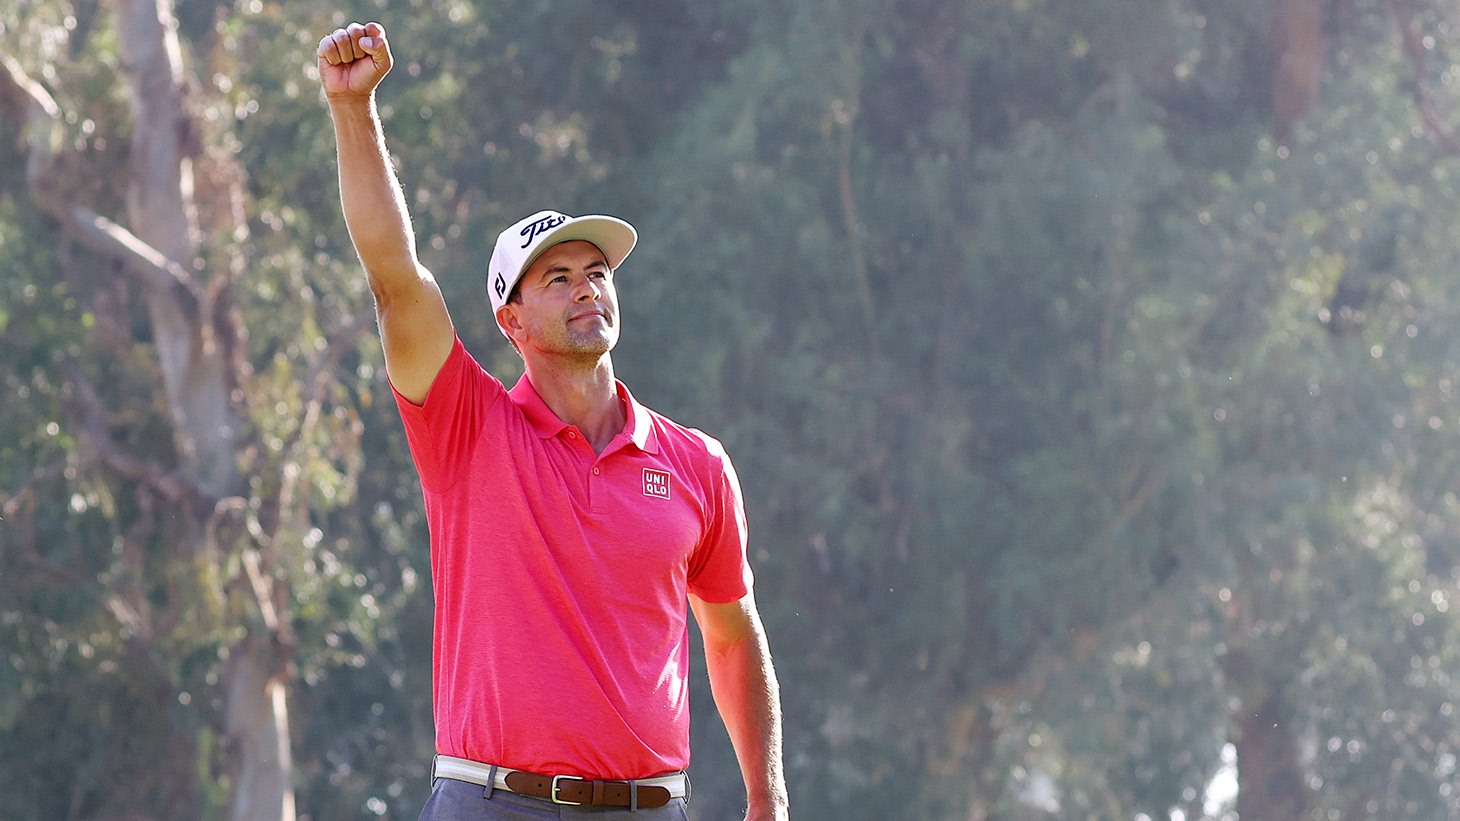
[560,429,596,509]
[563,429,626,514]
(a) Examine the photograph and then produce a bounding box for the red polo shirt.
[393,336,752,779]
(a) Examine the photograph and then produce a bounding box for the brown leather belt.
[504,770,673,808]
[432,754,688,809]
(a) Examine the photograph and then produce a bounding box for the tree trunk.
[1221,607,1311,821]
[1272,0,1328,143]
[224,633,297,821]
[1232,683,1309,820]
[114,0,239,499]
[109,1,296,818]
[5,17,299,806]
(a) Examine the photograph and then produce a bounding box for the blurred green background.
[4,1,1460,818]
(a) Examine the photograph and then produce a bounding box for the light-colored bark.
[224,633,297,821]
[4,1,296,816]
[114,0,240,500]
[111,1,294,816]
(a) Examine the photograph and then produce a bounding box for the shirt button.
[567,431,577,439]
[592,467,601,475]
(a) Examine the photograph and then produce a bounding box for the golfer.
[317,20,789,821]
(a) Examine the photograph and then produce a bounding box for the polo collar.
[509,374,659,454]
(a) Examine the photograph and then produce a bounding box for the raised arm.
[318,22,453,404]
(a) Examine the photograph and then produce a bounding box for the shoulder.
[394,336,512,439]
[620,382,728,462]
[646,406,728,458]
[642,408,741,498]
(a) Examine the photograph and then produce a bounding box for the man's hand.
[317,21,392,99]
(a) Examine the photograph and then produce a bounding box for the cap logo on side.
[519,213,568,249]
[492,271,507,301]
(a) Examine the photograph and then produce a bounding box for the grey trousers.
[418,777,691,820]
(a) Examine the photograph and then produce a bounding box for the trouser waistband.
[432,754,689,810]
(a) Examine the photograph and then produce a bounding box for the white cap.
[487,210,638,333]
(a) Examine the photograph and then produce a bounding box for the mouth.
[569,310,611,325]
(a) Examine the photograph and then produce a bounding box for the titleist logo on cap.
[519,213,568,248]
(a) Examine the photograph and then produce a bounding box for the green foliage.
[8,0,1460,818]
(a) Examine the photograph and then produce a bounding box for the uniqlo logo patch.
[643,468,672,500]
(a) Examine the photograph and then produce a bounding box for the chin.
[581,329,619,353]
[561,336,616,358]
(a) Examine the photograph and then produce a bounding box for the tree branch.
[69,204,200,295]
[276,314,371,512]
[1390,0,1460,154]
[0,47,63,179]
[829,27,878,350]
[1,47,200,309]
[64,361,197,505]
[0,462,100,591]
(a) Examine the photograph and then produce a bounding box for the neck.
[524,354,625,454]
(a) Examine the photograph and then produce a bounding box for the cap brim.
[523,214,638,274]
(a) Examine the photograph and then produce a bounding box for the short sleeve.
[686,441,754,603]
[391,336,506,492]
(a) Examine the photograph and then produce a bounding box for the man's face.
[500,240,620,360]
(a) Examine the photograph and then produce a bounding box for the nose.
[574,274,604,301]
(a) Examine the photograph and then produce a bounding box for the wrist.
[326,92,375,109]
[746,793,790,819]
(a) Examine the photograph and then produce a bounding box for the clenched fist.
[317,21,393,99]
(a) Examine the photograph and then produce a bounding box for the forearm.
[327,96,420,290]
[705,621,789,817]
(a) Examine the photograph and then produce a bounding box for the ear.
[496,303,526,344]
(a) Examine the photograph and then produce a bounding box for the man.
[316,21,789,821]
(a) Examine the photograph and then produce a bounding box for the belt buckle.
[550,774,585,806]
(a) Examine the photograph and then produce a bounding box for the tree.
[0,1,379,816]
[7,0,1460,818]
[627,0,1460,816]
[2,1,747,817]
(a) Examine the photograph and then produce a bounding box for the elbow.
[365,260,433,308]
